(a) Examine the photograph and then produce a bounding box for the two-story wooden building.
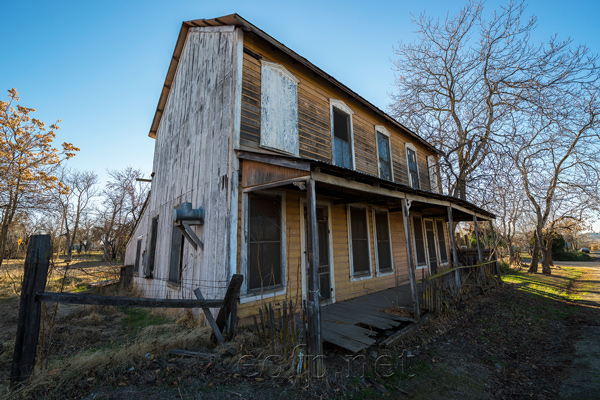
[124,14,494,327]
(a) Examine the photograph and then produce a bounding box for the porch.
[321,282,422,352]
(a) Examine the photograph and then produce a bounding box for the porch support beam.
[401,198,420,319]
[306,178,323,376]
[473,215,485,281]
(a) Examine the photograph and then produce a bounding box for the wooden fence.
[10,235,242,385]
[423,260,500,313]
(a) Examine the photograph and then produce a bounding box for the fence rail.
[11,235,242,386]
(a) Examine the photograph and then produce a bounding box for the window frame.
[405,143,420,189]
[259,60,300,156]
[427,155,439,193]
[240,190,287,303]
[372,207,394,276]
[411,214,428,269]
[435,219,450,267]
[375,125,394,181]
[330,99,355,170]
[347,204,373,281]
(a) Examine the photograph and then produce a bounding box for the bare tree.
[389,1,591,202]
[512,77,600,273]
[96,167,148,261]
[52,168,98,261]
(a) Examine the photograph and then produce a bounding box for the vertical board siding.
[241,35,437,189]
[130,27,238,302]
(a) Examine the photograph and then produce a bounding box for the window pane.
[413,216,426,265]
[377,133,391,180]
[407,148,420,189]
[375,211,392,271]
[248,195,282,291]
[350,208,370,275]
[333,109,349,141]
[436,220,448,263]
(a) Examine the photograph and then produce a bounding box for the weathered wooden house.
[124,14,494,349]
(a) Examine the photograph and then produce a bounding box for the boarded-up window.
[260,61,299,155]
[374,211,393,273]
[407,147,420,189]
[436,220,449,264]
[350,207,370,276]
[145,216,158,278]
[248,194,282,291]
[377,131,392,180]
[428,155,439,193]
[333,108,353,169]
[412,216,427,266]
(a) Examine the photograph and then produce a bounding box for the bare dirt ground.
[1,254,600,399]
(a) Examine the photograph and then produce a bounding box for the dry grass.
[0,252,121,298]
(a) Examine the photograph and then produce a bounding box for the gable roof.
[149,14,442,155]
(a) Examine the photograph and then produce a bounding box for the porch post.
[489,220,501,276]
[401,198,420,319]
[447,206,460,293]
[473,215,485,281]
[306,178,323,376]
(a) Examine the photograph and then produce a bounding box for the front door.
[304,205,333,303]
[425,220,438,274]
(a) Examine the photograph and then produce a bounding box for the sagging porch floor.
[321,283,421,353]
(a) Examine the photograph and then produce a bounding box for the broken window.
[406,146,420,189]
[332,106,353,169]
[349,206,371,276]
[377,130,392,180]
[248,194,283,292]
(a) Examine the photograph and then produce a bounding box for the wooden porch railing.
[422,259,500,313]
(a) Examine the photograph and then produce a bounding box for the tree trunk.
[541,236,553,274]
[0,223,9,267]
[508,243,516,265]
[529,235,539,273]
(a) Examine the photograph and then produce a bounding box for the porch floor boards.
[321,283,419,352]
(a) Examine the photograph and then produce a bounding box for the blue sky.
[2,0,599,228]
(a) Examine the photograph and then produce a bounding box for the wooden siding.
[241,34,434,191]
[128,27,240,301]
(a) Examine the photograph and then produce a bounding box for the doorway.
[302,203,334,304]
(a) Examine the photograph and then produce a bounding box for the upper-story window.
[375,125,393,181]
[260,61,300,156]
[405,143,420,189]
[427,155,439,193]
[330,99,354,169]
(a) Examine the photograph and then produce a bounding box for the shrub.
[553,251,592,261]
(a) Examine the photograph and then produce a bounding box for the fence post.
[215,274,243,339]
[11,235,51,385]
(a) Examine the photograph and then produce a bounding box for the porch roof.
[237,150,495,222]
